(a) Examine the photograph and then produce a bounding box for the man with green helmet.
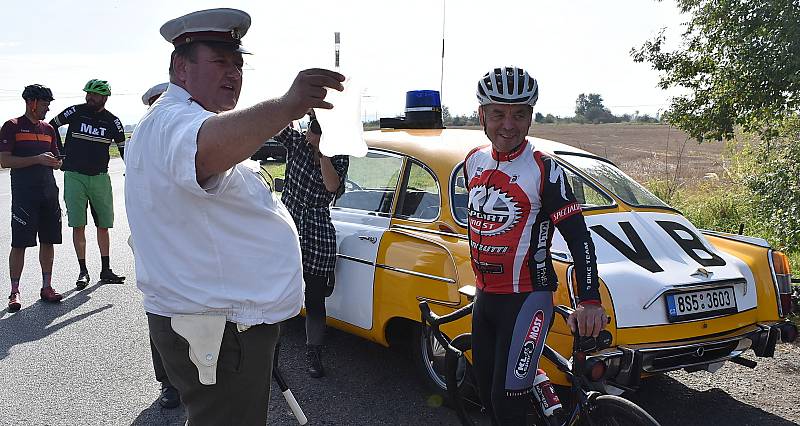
[50,78,126,289]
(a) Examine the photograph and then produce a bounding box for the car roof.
[363,128,597,167]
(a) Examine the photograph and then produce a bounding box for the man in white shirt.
[124,8,344,425]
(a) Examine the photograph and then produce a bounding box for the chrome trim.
[642,279,748,310]
[701,229,770,248]
[376,264,457,283]
[631,332,754,373]
[768,249,784,317]
[395,158,442,223]
[449,162,469,228]
[415,296,462,308]
[337,253,374,266]
[643,349,747,373]
[634,332,751,354]
[330,206,393,218]
[392,224,467,240]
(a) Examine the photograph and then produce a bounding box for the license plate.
[665,287,737,322]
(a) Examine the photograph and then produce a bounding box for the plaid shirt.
[275,126,349,276]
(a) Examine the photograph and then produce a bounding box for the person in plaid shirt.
[274,113,348,378]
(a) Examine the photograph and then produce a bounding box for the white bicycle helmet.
[476,66,539,107]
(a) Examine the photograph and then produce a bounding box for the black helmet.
[22,84,55,102]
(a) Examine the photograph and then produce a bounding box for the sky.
[0,0,688,127]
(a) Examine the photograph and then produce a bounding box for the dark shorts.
[11,184,62,248]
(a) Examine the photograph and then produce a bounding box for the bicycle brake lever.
[576,330,613,352]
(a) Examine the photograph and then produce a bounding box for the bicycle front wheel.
[584,395,660,426]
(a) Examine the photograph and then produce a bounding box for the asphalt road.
[0,160,797,426]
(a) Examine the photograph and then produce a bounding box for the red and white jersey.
[464,139,600,301]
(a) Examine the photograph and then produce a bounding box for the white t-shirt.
[124,84,303,325]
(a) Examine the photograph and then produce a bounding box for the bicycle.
[419,288,660,426]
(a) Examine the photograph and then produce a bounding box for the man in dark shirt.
[0,84,65,312]
[50,79,126,289]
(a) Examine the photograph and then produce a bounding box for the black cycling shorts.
[471,289,554,423]
[11,184,62,248]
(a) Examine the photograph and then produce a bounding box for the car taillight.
[771,250,793,317]
[584,358,608,381]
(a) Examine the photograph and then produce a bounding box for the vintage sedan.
[321,125,797,394]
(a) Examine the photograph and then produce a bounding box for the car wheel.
[411,323,477,405]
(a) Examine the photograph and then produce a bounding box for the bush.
[646,116,800,271]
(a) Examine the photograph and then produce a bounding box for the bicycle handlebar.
[419,301,474,327]
[554,305,613,352]
[420,302,612,356]
[419,301,474,357]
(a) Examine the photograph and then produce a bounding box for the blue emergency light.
[380,90,444,129]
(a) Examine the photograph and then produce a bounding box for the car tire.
[411,323,478,406]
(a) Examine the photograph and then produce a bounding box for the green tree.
[535,112,545,123]
[632,0,800,141]
[575,93,607,116]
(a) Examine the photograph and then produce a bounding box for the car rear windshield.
[558,154,669,208]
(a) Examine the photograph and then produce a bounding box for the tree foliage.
[632,0,800,142]
[575,93,607,116]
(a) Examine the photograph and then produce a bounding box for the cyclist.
[50,79,126,289]
[0,84,64,311]
[464,66,607,425]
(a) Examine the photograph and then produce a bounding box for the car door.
[329,150,404,329]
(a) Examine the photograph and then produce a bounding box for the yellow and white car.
[323,125,797,393]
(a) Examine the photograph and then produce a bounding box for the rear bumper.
[594,320,798,389]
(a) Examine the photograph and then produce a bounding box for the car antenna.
[439,0,446,104]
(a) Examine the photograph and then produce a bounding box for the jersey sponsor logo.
[514,310,545,379]
[470,240,510,254]
[468,185,521,236]
[473,260,504,274]
[548,160,568,201]
[534,221,550,287]
[551,202,581,224]
[11,212,27,226]
[62,106,76,120]
[583,241,594,292]
[79,123,108,137]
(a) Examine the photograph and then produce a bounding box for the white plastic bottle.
[532,368,562,417]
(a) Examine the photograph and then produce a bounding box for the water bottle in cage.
[532,369,562,417]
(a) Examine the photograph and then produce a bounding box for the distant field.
[529,123,725,183]
[262,123,725,184]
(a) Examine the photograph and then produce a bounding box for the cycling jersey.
[0,116,59,188]
[464,138,600,302]
[50,104,125,176]
[0,116,62,247]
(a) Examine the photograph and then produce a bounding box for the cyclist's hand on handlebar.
[568,303,607,338]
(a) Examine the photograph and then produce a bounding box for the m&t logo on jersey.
[80,123,108,137]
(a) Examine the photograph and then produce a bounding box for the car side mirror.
[274,177,284,193]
